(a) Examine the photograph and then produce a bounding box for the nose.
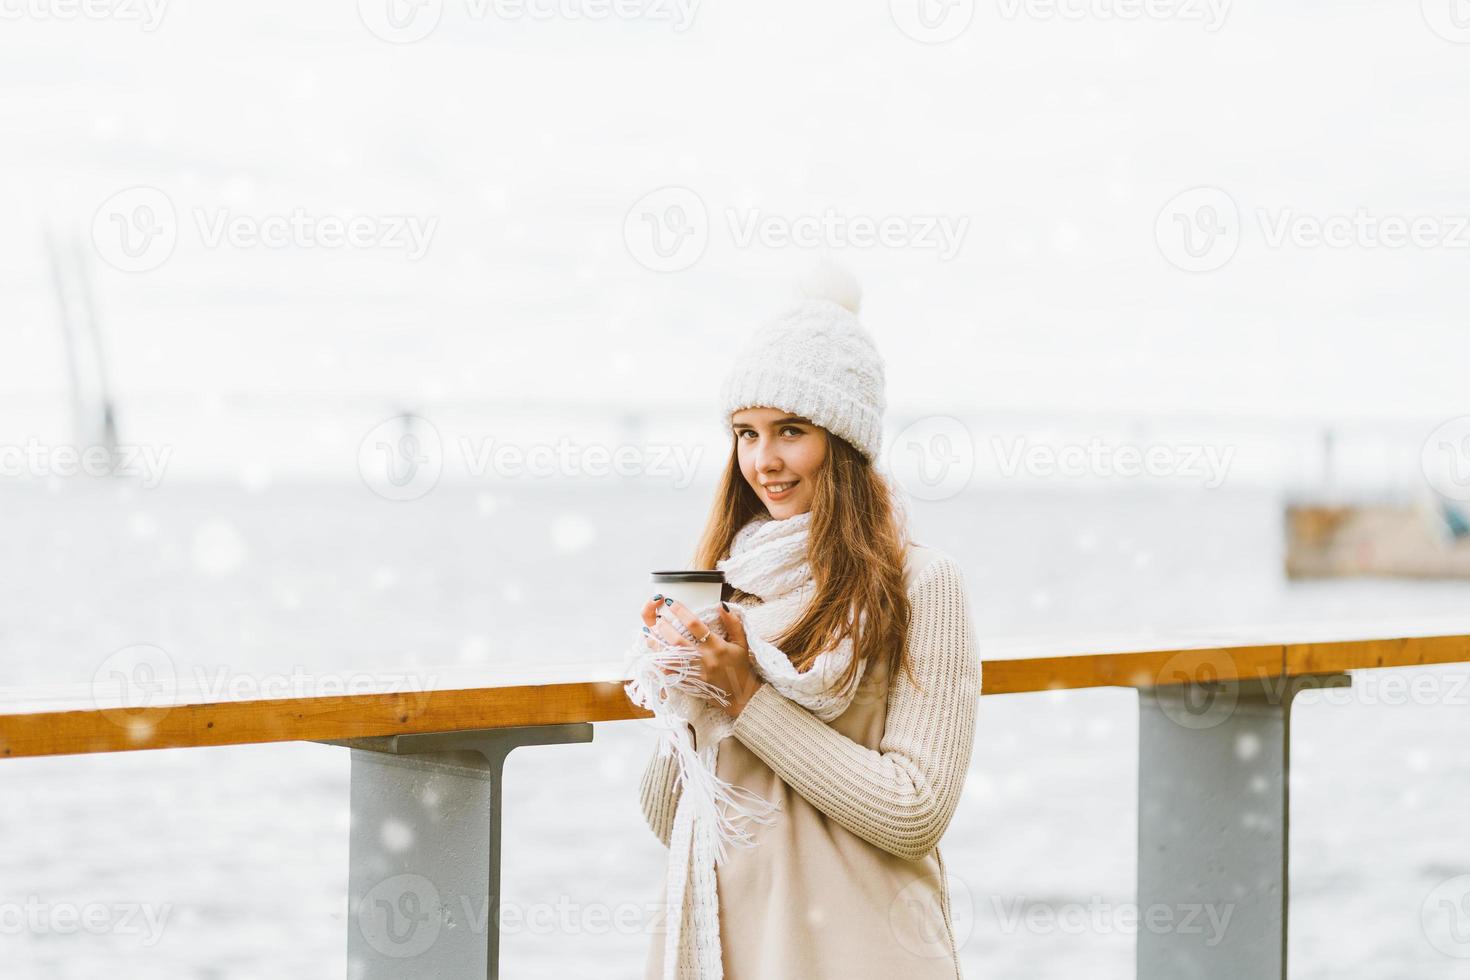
[754,438,784,474]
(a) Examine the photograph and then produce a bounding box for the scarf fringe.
[624,609,784,865]
[624,511,864,979]
[667,720,782,863]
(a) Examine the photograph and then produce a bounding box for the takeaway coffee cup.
[650,570,725,617]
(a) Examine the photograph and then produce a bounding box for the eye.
[734,426,802,440]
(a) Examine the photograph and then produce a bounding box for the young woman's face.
[731,407,828,517]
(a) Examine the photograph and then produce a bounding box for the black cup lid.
[650,570,725,583]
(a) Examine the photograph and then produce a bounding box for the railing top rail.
[4,616,1470,760]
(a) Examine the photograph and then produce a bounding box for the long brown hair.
[691,429,919,698]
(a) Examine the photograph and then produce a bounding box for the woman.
[627,268,981,979]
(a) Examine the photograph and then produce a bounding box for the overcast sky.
[3,0,1467,446]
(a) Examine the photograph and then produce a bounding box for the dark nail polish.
[653,594,663,601]
[664,598,673,606]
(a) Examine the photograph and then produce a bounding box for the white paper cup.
[650,570,725,616]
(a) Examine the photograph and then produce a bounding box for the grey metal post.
[320,724,594,980]
[1136,672,1350,980]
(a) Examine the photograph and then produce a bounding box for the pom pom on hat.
[718,261,886,463]
[797,259,863,315]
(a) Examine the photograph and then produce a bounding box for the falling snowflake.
[191,519,247,576]
[549,513,596,553]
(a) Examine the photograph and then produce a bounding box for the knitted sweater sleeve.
[729,554,981,862]
[638,722,696,848]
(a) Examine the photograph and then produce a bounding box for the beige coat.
[639,545,981,979]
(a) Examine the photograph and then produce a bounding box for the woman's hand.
[640,595,763,720]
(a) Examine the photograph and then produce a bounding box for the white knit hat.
[718,263,887,463]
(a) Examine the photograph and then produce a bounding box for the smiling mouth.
[764,480,798,494]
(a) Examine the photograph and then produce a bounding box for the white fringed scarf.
[622,510,867,979]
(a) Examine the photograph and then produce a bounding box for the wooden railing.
[4,616,1469,979]
[4,618,1469,760]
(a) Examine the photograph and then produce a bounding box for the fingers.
[663,598,730,650]
[639,597,726,688]
[643,595,688,654]
[720,603,746,644]
[643,595,706,642]
[643,624,688,660]
[647,598,702,646]
[654,615,688,647]
[658,598,697,635]
[640,612,697,661]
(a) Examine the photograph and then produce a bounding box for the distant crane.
[44,220,118,464]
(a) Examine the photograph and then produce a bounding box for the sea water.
[2,479,1469,978]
